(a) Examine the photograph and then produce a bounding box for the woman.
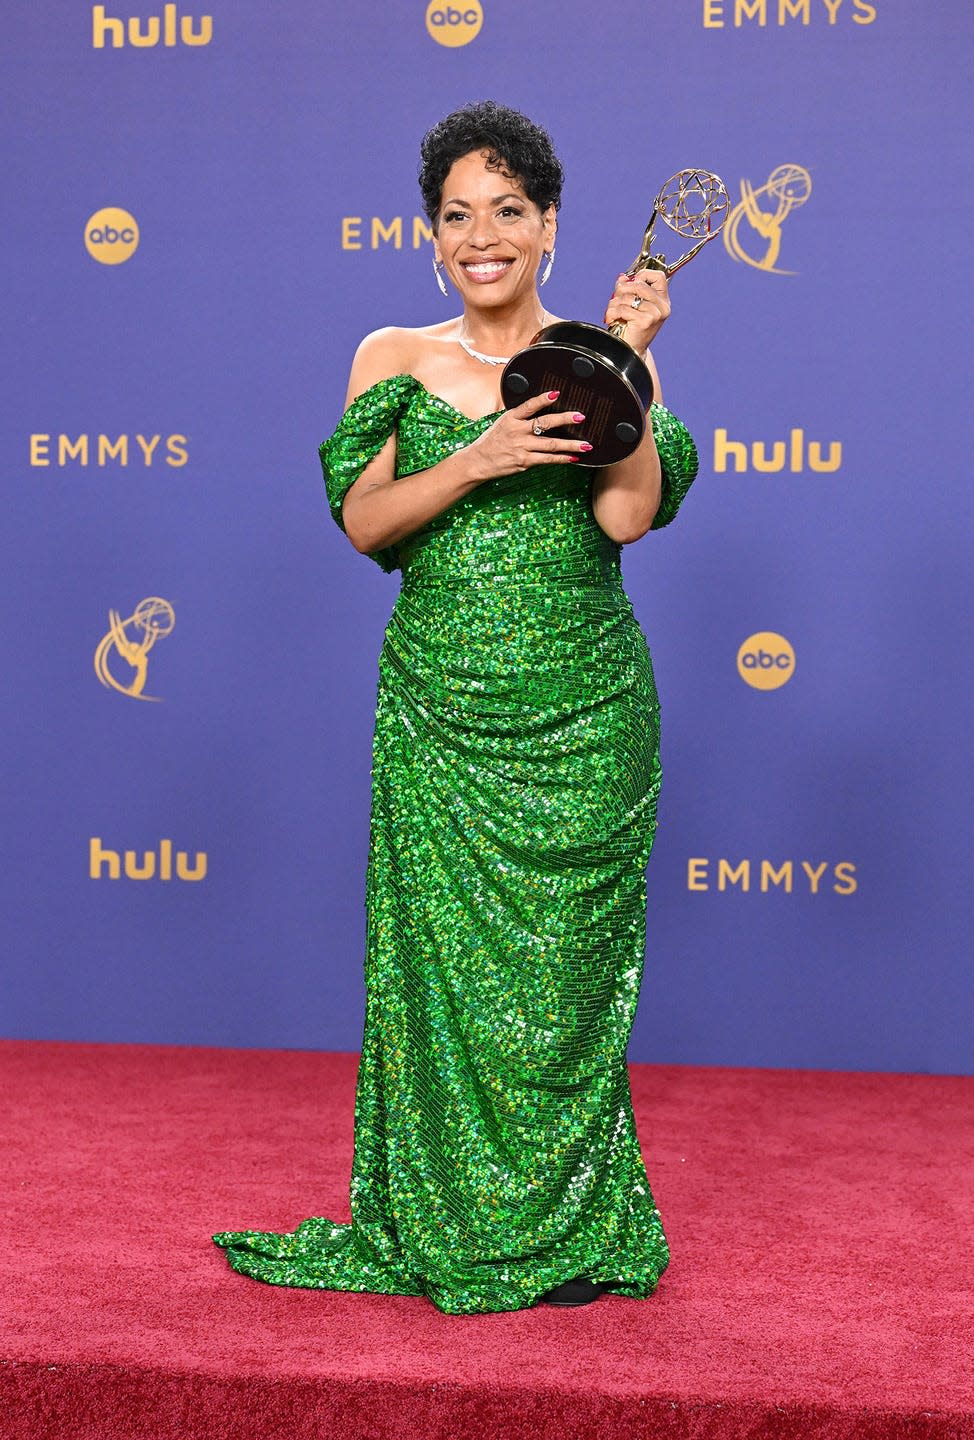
[214,101,698,1315]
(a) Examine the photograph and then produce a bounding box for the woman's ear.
[543,205,557,253]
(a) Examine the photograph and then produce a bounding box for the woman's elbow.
[597,521,649,546]
[606,503,660,545]
[619,523,653,546]
[340,496,371,555]
[345,515,397,557]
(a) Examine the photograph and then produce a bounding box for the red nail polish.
[546,390,560,400]
[579,442,593,452]
[572,413,585,423]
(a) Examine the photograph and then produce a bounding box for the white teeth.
[463,261,511,276]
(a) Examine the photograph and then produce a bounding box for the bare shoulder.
[344,327,415,405]
[344,320,459,405]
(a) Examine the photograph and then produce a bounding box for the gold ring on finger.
[533,420,546,436]
[631,295,643,310]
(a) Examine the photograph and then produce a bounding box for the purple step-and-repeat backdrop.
[3,3,970,1074]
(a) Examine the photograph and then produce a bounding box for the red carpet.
[1,1040,971,1439]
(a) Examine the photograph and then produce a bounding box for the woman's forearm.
[342,444,488,557]
[590,420,662,544]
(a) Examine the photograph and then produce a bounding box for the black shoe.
[539,1276,607,1307]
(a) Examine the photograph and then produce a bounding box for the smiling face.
[433,150,556,308]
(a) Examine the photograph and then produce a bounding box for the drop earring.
[539,248,555,286]
[433,257,449,296]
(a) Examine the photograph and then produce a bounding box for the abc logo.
[737,631,795,690]
[85,207,139,265]
[426,0,482,46]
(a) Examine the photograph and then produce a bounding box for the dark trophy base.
[500,320,654,466]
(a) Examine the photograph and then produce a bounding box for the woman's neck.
[459,295,548,357]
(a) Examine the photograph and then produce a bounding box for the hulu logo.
[89,838,207,881]
[91,5,213,48]
[714,428,841,473]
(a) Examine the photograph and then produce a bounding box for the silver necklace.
[457,312,550,366]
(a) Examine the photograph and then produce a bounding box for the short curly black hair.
[418,100,564,225]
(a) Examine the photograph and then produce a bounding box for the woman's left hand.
[603,268,671,351]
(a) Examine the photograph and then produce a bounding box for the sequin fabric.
[212,375,699,1315]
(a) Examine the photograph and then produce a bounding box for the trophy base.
[500,321,654,466]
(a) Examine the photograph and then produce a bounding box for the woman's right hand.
[466,391,593,483]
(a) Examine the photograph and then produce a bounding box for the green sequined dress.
[213,374,698,1315]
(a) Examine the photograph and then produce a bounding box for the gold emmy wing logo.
[85,207,140,264]
[426,0,482,46]
[94,597,175,701]
[723,164,812,275]
[737,631,795,690]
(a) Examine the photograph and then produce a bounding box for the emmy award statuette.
[501,169,731,465]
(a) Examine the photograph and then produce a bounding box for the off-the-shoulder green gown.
[213,375,698,1315]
